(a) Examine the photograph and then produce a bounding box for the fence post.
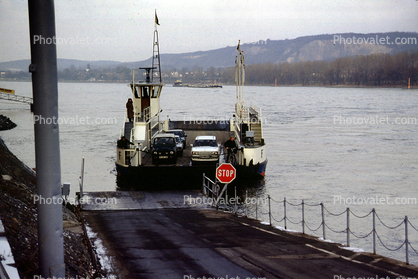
[245,190,248,217]
[234,186,237,214]
[372,208,376,254]
[346,207,350,247]
[268,195,271,226]
[302,200,305,234]
[202,173,206,196]
[284,197,287,230]
[255,192,258,220]
[321,203,326,240]
[405,216,409,265]
[215,183,219,211]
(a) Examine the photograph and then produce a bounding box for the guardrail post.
[405,215,409,265]
[372,208,376,254]
[302,200,305,234]
[245,190,248,217]
[202,173,206,195]
[215,184,219,211]
[284,197,287,230]
[255,192,258,220]
[346,207,350,247]
[234,186,237,214]
[268,195,271,226]
[321,203,326,240]
[79,156,85,206]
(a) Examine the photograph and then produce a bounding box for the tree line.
[218,51,418,86]
[3,51,415,87]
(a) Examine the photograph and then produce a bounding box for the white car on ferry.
[191,135,220,164]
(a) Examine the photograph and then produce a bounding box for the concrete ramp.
[79,191,211,211]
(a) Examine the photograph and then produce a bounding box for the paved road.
[83,208,417,279]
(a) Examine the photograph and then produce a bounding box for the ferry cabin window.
[132,85,160,99]
[152,86,160,98]
[142,87,149,98]
[132,85,140,98]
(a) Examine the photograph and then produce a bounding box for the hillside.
[1,32,417,72]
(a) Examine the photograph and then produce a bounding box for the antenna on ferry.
[152,10,162,83]
[235,40,245,117]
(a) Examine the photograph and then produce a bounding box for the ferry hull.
[116,162,266,190]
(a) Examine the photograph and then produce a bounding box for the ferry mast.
[152,10,162,83]
[235,40,245,118]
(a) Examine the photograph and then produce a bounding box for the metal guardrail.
[0,92,32,104]
[201,174,418,265]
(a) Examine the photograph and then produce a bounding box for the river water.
[1,81,417,264]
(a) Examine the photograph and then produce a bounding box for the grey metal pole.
[346,208,350,247]
[284,197,287,230]
[302,200,305,234]
[372,208,376,254]
[28,0,65,277]
[321,203,326,240]
[268,195,271,226]
[405,216,409,265]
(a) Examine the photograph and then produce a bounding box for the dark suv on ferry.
[165,129,187,149]
[152,133,177,165]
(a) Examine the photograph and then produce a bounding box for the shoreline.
[0,115,99,278]
[1,79,417,89]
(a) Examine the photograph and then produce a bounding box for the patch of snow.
[85,224,117,279]
[318,237,336,243]
[0,237,20,278]
[274,225,299,233]
[341,246,365,253]
[1,175,12,181]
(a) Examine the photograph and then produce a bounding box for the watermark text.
[33,35,117,46]
[333,115,417,125]
[33,115,117,125]
[334,195,417,206]
[333,34,417,45]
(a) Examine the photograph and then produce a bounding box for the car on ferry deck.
[174,135,184,157]
[191,135,220,165]
[165,129,187,149]
[152,133,177,165]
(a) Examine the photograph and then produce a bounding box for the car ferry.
[115,21,266,190]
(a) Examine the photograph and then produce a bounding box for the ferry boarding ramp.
[80,190,418,279]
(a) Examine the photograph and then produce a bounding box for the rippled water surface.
[1,81,418,263]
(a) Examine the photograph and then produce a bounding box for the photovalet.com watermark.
[183,275,266,279]
[33,35,117,46]
[33,115,118,126]
[333,195,418,206]
[182,114,268,125]
[333,275,415,279]
[333,34,418,46]
[33,276,117,279]
[32,194,117,206]
[333,115,418,125]
[184,195,267,207]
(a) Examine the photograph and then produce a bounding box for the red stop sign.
[216,163,236,183]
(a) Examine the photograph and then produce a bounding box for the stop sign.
[216,163,236,183]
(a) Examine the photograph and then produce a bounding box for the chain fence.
[202,175,418,265]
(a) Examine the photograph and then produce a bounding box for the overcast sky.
[0,0,417,63]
